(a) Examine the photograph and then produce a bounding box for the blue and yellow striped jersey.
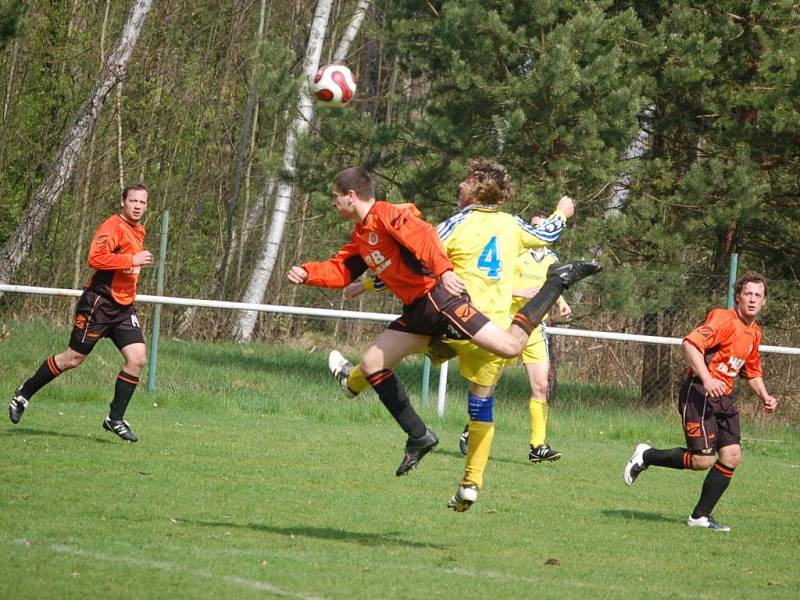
[437,205,566,325]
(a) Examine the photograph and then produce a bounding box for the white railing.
[2,283,798,416]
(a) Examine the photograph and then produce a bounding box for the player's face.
[736,282,766,322]
[458,176,477,209]
[332,187,356,219]
[120,189,148,224]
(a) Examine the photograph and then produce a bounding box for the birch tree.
[0,0,153,286]
[235,0,328,341]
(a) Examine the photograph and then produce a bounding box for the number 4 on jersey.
[477,236,501,280]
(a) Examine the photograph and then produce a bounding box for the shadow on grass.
[601,508,673,523]
[184,518,445,550]
[6,426,116,444]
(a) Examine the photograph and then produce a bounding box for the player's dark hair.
[734,272,768,299]
[333,167,373,199]
[466,158,513,205]
[122,182,149,199]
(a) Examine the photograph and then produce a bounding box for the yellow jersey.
[510,247,560,315]
[437,205,566,326]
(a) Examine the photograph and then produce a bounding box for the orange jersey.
[683,308,763,395]
[302,201,453,305]
[85,214,146,306]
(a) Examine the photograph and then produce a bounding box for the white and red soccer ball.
[311,64,356,108]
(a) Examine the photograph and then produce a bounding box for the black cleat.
[458,423,469,456]
[396,428,439,476]
[9,387,28,424]
[547,260,602,288]
[529,443,563,463]
[103,417,138,442]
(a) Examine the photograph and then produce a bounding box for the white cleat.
[447,484,478,512]
[623,443,651,485]
[687,515,730,532]
[327,350,356,398]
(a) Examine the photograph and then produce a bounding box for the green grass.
[1,321,798,599]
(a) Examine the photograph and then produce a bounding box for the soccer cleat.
[9,387,29,424]
[396,428,439,476]
[458,423,469,456]
[103,417,138,442]
[623,443,651,485]
[328,350,356,398]
[687,515,731,532]
[529,444,563,463]
[547,261,602,289]
[448,484,478,512]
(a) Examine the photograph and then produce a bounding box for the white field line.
[7,538,723,599]
[43,542,326,600]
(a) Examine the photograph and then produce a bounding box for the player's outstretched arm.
[287,266,308,284]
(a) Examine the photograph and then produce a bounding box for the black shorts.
[69,290,145,355]
[678,376,741,454]
[387,280,490,340]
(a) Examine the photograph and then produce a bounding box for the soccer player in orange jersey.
[623,272,778,531]
[288,166,599,477]
[9,184,154,442]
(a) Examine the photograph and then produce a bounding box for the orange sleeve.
[87,219,135,270]
[302,240,368,289]
[683,309,729,352]
[378,203,452,277]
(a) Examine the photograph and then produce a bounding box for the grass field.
[1,321,798,599]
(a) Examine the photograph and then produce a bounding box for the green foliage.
[0,0,24,50]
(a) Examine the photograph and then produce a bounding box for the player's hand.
[701,377,727,398]
[132,250,153,266]
[440,270,466,296]
[556,195,575,219]
[558,300,572,319]
[344,281,366,298]
[287,266,308,284]
[762,394,778,413]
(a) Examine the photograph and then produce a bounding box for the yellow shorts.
[444,339,506,387]
[518,325,549,365]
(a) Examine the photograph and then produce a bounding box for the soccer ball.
[311,64,356,108]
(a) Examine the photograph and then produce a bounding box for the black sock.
[367,369,426,438]
[643,447,692,469]
[512,277,564,335]
[20,356,63,399]
[108,371,139,421]
[691,462,735,518]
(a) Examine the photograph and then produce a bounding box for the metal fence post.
[421,355,431,406]
[147,210,169,393]
[726,253,738,308]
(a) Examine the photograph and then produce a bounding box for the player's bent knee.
[690,453,716,470]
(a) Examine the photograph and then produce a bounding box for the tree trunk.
[0,0,153,287]
[235,0,334,342]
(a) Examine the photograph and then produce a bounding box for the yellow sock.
[463,420,495,489]
[529,397,547,447]
[347,364,370,395]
